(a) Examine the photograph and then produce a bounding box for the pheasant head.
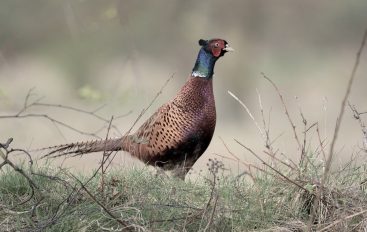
[192,38,233,79]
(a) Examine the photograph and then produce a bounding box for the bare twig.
[200,158,222,231]
[348,102,367,150]
[213,152,276,180]
[228,90,265,140]
[0,89,131,140]
[68,172,133,231]
[318,209,367,232]
[296,96,308,165]
[325,29,367,183]
[33,102,132,135]
[218,137,256,179]
[316,124,327,163]
[308,29,367,231]
[263,150,296,171]
[203,192,218,232]
[234,139,311,194]
[101,116,114,201]
[0,138,39,206]
[256,88,272,150]
[261,73,303,154]
[1,113,102,138]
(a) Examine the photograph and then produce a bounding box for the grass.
[0,155,366,232]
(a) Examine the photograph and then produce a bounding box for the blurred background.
[1,0,367,178]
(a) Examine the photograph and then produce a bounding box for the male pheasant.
[42,38,233,177]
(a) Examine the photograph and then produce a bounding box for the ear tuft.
[198,39,208,46]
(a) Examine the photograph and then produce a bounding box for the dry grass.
[0,150,366,231]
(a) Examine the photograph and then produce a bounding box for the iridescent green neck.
[191,48,218,79]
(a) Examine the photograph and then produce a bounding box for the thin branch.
[308,29,367,231]
[0,139,39,206]
[324,29,367,183]
[68,172,133,231]
[0,113,101,139]
[101,116,114,201]
[296,96,308,165]
[348,102,367,150]
[256,88,272,150]
[218,137,256,179]
[234,139,311,194]
[33,102,132,135]
[261,73,303,153]
[228,90,265,140]
[0,90,131,140]
[318,209,367,232]
[262,150,296,171]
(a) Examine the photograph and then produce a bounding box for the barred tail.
[40,138,124,159]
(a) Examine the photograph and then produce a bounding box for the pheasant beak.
[223,44,234,52]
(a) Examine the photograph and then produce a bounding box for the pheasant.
[42,38,233,177]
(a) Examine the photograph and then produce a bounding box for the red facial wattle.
[211,47,222,57]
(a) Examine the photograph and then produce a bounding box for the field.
[1,32,367,230]
[1,2,367,231]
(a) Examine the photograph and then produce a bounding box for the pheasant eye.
[214,43,219,47]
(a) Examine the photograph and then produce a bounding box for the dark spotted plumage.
[41,38,233,177]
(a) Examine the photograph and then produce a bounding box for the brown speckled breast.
[121,77,216,174]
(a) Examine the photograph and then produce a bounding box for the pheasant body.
[122,77,216,174]
[42,38,233,177]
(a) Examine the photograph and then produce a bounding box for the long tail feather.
[40,138,123,159]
